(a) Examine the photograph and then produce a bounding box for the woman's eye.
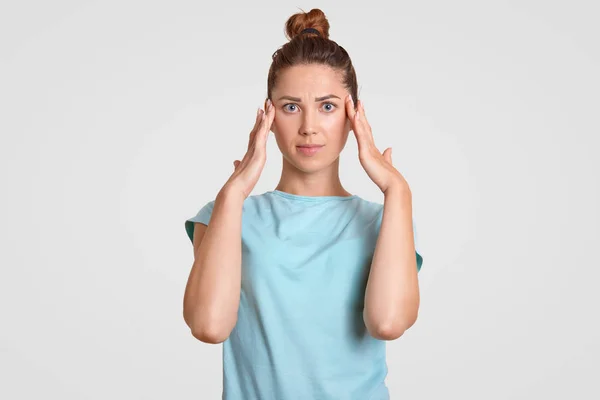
[283,103,336,112]
[323,103,336,112]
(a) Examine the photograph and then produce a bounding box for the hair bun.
[284,8,330,40]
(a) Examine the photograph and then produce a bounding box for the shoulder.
[190,191,272,220]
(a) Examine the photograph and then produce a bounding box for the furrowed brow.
[277,94,341,102]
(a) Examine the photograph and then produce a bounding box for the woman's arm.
[363,184,420,341]
[183,185,245,344]
[183,103,274,343]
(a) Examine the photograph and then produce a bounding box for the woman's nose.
[300,109,318,135]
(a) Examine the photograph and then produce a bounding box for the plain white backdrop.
[1,1,598,399]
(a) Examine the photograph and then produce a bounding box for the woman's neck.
[274,157,352,197]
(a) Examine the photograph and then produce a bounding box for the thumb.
[383,147,392,164]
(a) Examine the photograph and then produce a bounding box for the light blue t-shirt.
[185,190,423,400]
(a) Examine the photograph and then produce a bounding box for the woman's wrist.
[219,182,248,203]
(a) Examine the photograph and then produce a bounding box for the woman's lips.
[296,145,324,156]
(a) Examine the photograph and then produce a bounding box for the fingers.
[383,147,392,165]
[345,93,358,120]
[254,99,274,149]
[243,99,275,167]
[356,100,374,146]
[247,108,265,150]
[345,95,372,151]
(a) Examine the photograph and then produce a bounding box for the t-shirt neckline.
[269,190,358,202]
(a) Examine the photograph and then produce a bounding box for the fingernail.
[257,108,261,117]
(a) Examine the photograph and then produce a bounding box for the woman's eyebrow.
[277,94,341,102]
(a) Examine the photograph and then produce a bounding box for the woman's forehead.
[275,65,346,94]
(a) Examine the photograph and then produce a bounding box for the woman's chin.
[286,155,337,174]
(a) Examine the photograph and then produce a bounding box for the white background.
[1,1,598,399]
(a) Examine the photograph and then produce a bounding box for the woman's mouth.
[296,145,324,156]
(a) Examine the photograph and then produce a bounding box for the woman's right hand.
[223,99,275,199]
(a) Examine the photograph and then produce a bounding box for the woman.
[183,8,423,400]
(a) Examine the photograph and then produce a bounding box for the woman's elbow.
[371,323,406,341]
[190,323,231,344]
[185,311,235,344]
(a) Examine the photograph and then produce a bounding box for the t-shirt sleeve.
[184,200,215,244]
[413,222,424,273]
[375,207,424,273]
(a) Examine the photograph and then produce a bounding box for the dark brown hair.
[266,8,359,109]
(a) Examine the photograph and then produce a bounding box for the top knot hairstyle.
[266,8,359,108]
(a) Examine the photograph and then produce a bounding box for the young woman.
[183,8,423,400]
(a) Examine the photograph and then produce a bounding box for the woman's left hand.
[345,95,410,194]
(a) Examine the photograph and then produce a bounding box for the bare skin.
[268,64,355,197]
[183,103,275,343]
[184,63,419,343]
